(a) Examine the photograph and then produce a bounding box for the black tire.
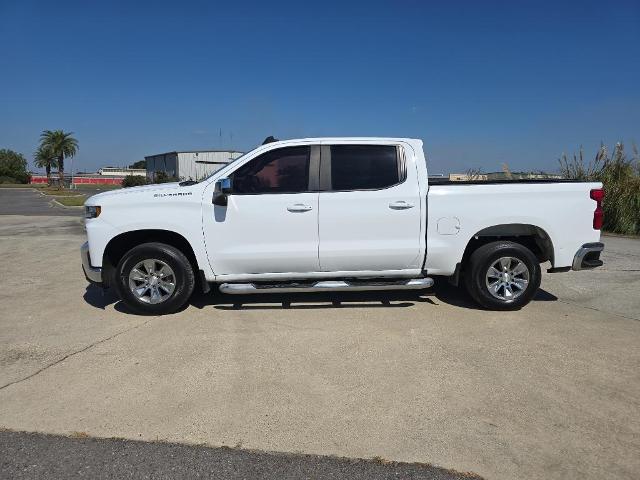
[463,241,541,311]
[114,242,195,315]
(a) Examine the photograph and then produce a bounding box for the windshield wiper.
[179,180,198,186]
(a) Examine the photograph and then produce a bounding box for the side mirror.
[218,177,232,194]
[212,177,232,206]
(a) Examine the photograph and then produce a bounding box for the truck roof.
[269,137,422,144]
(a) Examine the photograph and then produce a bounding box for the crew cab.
[81,137,605,314]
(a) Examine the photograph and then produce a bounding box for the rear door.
[318,142,422,272]
[203,145,320,275]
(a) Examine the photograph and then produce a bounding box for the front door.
[203,145,320,276]
[318,143,423,272]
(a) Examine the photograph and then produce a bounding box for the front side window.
[231,146,310,194]
[330,145,400,190]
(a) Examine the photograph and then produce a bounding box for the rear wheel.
[114,242,195,314]
[464,241,541,310]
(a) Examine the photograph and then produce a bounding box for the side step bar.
[219,278,434,295]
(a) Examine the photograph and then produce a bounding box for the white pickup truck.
[81,137,605,314]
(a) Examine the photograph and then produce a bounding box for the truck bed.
[427,177,586,186]
[425,179,602,275]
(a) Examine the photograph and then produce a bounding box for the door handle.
[389,201,415,210]
[287,204,313,213]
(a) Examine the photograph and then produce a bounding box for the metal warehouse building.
[145,150,244,181]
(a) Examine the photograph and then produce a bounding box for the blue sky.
[1,0,639,174]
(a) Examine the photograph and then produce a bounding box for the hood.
[85,182,184,205]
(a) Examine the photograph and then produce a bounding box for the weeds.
[559,142,640,235]
[54,196,86,207]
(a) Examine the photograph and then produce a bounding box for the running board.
[219,278,434,295]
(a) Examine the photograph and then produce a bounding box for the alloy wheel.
[128,259,176,304]
[485,256,530,302]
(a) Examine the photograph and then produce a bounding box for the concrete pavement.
[0,215,638,480]
[543,233,640,319]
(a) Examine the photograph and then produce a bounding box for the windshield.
[199,150,253,183]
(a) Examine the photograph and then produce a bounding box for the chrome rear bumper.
[572,242,604,271]
[81,241,102,284]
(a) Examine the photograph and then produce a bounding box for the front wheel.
[464,241,541,310]
[114,242,195,315]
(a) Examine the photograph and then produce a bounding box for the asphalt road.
[0,187,119,216]
[0,430,478,480]
[70,186,121,197]
[0,215,638,480]
[0,188,82,216]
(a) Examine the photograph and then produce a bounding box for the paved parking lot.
[0,214,638,480]
[0,187,119,217]
[0,188,82,216]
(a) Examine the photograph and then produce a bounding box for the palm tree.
[40,130,78,187]
[34,145,57,185]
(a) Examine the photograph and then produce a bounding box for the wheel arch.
[460,223,554,272]
[102,229,199,288]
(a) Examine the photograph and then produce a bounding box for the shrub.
[152,171,179,184]
[122,175,149,188]
[122,171,179,187]
[0,175,23,184]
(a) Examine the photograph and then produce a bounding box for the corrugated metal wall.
[176,151,243,180]
[145,151,243,181]
[145,153,178,180]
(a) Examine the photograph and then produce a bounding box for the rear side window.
[232,146,310,194]
[330,145,400,190]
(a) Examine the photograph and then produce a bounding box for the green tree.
[129,160,146,169]
[39,130,78,187]
[0,149,30,184]
[33,145,57,184]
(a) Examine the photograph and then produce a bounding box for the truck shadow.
[192,280,558,311]
[191,290,431,310]
[82,285,426,313]
[83,285,119,310]
[430,279,558,310]
[83,280,558,314]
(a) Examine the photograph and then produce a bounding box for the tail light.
[590,189,604,230]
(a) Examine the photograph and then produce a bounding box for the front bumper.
[572,242,604,271]
[81,241,102,284]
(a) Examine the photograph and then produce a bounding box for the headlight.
[85,205,101,219]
